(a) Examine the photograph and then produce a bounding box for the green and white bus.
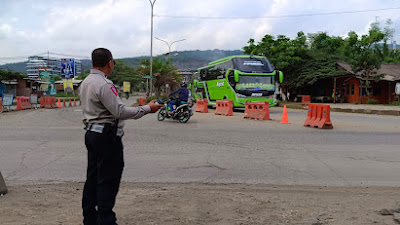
[192,55,283,108]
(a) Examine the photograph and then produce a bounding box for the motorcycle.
[156,97,194,123]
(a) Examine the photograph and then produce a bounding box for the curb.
[282,104,400,116]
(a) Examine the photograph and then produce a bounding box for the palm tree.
[137,58,182,97]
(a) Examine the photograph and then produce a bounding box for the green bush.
[56,92,79,98]
[390,101,400,106]
[367,99,378,104]
[354,101,359,104]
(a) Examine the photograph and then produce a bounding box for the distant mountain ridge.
[0,49,243,74]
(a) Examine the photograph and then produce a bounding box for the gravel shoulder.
[1,181,399,225]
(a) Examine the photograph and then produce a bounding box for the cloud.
[1,0,400,63]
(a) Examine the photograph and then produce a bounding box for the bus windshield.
[235,75,275,91]
[232,58,273,73]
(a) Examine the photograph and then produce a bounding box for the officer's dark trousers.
[83,130,124,225]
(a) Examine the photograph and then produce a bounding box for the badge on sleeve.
[110,86,118,96]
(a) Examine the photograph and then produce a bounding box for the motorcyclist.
[168,82,189,114]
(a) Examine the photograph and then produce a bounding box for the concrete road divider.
[195,99,208,113]
[304,104,333,129]
[301,95,311,105]
[215,100,233,116]
[244,102,270,120]
[138,97,147,106]
[0,171,7,195]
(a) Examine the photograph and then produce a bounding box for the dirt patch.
[1,182,399,225]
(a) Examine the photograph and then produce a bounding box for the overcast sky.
[1,0,400,63]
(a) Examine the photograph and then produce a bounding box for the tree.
[344,21,387,99]
[0,69,27,82]
[243,32,309,98]
[76,70,90,80]
[136,58,182,97]
[109,60,142,90]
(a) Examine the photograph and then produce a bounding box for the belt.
[85,124,124,137]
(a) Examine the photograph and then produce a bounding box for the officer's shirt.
[79,69,151,128]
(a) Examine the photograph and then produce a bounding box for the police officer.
[80,48,162,225]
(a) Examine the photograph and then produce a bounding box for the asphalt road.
[1,99,400,186]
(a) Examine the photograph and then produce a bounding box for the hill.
[0,49,243,74]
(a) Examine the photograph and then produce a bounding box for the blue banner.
[61,58,75,78]
[0,84,5,98]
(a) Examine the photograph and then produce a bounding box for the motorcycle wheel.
[157,108,167,121]
[178,107,191,123]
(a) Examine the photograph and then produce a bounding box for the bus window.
[228,70,235,87]
[200,69,207,81]
[205,67,225,80]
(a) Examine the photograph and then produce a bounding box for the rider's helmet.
[181,82,187,88]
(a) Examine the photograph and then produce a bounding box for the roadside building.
[307,62,400,104]
[0,78,44,97]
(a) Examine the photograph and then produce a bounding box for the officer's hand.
[147,100,163,113]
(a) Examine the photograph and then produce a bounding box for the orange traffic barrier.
[244,102,270,120]
[16,97,22,110]
[57,98,61,108]
[73,98,77,107]
[40,97,45,108]
[215,100,233,116]
[195,99,208,113]
[304,104,333,129]
[0,97,2,113]
[138,97,147,106]
[16,96,32,110]
[280,105,290,124]
[68,99,72,107]
[45,97,52,108]
[301,95,311,105]
[50,97,57,108]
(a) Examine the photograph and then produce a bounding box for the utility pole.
[149,0,156,97]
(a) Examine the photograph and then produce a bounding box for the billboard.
[63,80,74,93]
[123,81,131,92]
[61,58,75,78]
[39,69,56,95]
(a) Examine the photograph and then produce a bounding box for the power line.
[154,6,400,20]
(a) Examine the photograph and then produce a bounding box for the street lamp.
[154,37,186,61]
[149,0,156,96]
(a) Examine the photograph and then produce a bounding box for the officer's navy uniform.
[80,69,150,225]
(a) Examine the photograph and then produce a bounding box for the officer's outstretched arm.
[100,84,151,120]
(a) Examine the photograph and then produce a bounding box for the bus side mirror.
[279,71,284,83]
[234,71,239,83]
